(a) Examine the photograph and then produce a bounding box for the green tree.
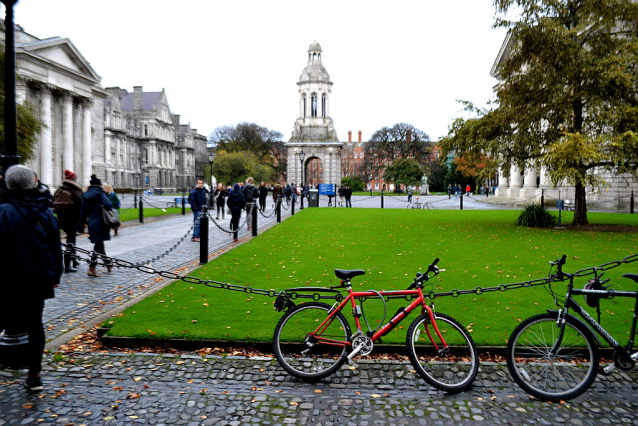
[0,44,43,162]
[440,0,638,225]
[210,123,286,178]
[426,160,446,192]
[341,176,364,191]
[207,150,274,186]
[383,158,423,188]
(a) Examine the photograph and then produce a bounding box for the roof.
[299,61,330,83]
[120,91,162,111]
[309,41,322,52]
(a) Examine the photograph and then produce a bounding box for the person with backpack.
[188,180,208,242]
[214,183,227,220]
[407,186,413,202]
[82,175,114,277]
[104,184,121,236]
[242,177,259,229]
[53,170,84,273]
[344,184,353,208]
[0,165,62,392]
[272,183,283,207]
[258,181,268,212]
[227,183,246,242]
[283,184,292,203]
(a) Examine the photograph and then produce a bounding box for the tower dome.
[300,41,329,83]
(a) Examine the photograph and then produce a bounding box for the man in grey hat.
[0,165,62,392]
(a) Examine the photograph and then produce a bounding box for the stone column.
[82,99,92,187]
[62,92,74,173]
[506,166,522,198]
[74,103,83,177]
[519,165,538,199]
[495,166,508,197]
[40,86,53,186]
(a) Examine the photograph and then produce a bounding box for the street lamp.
[298,150,306,209]
[207,151,215,208]
[1,0,20,173]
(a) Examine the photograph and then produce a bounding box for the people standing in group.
[453,183,459,198]
[258,181,268,212]
[214,183,227,220]
[338,184,345,207]
[407,186,413,203]
[52,170,84,273]
[283,184,292,203]
[81,175,114,277]
[104,184,121,236]
[0,165,62,392]
[226,183,246,242]
[344,184,353,208]
[242,177,259,230]
[273,183,284,207]
[188,180,208,242]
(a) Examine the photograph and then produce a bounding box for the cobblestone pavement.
[46,204,291,344]
[2,352,638,425]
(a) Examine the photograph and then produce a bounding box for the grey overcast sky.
[8,0,509,142]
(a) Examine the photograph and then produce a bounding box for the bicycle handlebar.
[408,258,442,289]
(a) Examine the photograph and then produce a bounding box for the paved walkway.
[2,352,637,425]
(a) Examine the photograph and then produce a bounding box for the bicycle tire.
[273,302,351,381]
[406,312,479,392]
[506,312,598,401]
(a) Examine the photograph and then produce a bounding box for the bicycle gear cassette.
[613,350,635,371]
[352,335,374,356]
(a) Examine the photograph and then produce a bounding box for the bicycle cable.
[359,289,387,334]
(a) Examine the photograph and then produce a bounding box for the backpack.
[52,187,74,215]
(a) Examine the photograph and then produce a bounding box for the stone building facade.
[3,21,207,192]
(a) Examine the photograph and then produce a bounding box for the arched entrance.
[284,142,343,186]
[305,156,324,186]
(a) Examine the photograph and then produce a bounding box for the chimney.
[407,129,412,143]
[358,131,362,143]
[348,131,352,143]
[133,86,143,110]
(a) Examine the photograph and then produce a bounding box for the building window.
[144,149,148,165]
[375,183,379,190]
[303,94,307,118]
[360,151,364,159]
[322,94,326,118]
[144,125,148,137]
[311,94,317,118]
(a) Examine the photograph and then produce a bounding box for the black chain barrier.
[259,199,280,218]
[60,237,638,304]
[132,213,202,266]
[142,197,176,210]
[208,204,253,234]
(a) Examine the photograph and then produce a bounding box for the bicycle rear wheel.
[506,312,598,401]
[273,302,351,381]
[406,312,479,392]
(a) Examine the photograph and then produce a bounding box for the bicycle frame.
[553,277,638,359]
[309,286,448,351]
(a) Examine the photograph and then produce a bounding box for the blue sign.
[556,200,564,210]
[319,184,336,196]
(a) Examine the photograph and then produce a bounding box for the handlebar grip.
[558,254,567,266]
[428,258,440,271]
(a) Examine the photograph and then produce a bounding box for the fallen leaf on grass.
[315,389,322,393]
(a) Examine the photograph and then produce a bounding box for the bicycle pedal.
[601,364,615,375]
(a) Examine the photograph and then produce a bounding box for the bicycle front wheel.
[406,312,479,392]
[273,302,351,381]
[506,312,598,401]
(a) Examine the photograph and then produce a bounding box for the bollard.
[460,193,463,210]
[134,190,138,209]
[291,198,295,215]
[631,191,635,214]
[182,191,186,216]
[139,196,144,223]
[252,204,258,237]
[486,187,489,198]
[277,199,281,223]
[300,193,304,210]
[541,189,545,210]
[381,191,384,209]
[199,212,209,265]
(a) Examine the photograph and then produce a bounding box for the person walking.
[407,186,413,203]
[290,182,298,204]
[272,183,283,207]
[466,184,471,195]
[82,175,114,277]
[104,184,121,236]
[258,181,268,212]
[53,170,84,273]
[0,165,62,392]
[227,183,246,242]
[338,184,345,207]
[283,184,292,203]
[447,184,452,198]
[242,177,259,229]
[344,184,353,208]
[214,183,227,220]
[188,180,207,242]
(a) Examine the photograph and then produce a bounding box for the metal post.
[460,193,463,210]
[139,195,144,223]
[631,191,635,214]
[291,197,295,215]
[133,190,138,209]
[1,0,19,173]
[486,186,489,198]
[252,203,258,237]
[300,188,304,210]
[182,190,186,216]
[199,211,209,264]
[381,190,384,209]
[276,199,281,223]
[541,189,545,210]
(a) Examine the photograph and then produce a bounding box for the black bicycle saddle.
[623,273,638,284]
[334,269,366,280]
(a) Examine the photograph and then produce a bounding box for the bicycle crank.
[602,351,638,374]
[348,335,374,361]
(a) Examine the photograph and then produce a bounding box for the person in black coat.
[214,183,227,220]
[226,183,246,242]
[81,175,113,277]
[242,177,259,229]
[0,165,62,392]
[344,184,353,208]
[188,180,208,242]
[53,170,84,273]
[258,181,268,212]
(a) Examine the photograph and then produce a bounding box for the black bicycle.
[506,254,638,401]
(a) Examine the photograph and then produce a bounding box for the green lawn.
[119,207,184,222]
[104,209,638,347]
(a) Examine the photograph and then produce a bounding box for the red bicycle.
[272,258,479,392]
